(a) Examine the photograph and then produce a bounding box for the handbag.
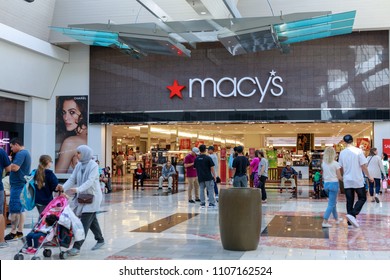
[77,193,94,204]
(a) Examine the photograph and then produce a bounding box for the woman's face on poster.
[62,99,82,132]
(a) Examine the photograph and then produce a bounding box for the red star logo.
[167,80,185,99]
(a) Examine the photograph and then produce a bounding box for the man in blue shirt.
[5,138,31,241]
[0,147,11,247]
[158,160,176,191]
[280,161,298,196]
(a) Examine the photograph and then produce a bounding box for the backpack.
[20,169,37,211]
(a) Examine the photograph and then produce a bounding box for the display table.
[219,188,261,251]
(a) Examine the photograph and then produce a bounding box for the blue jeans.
[369,178,381,196]
[323,182,339,220]
[26,231,46,248]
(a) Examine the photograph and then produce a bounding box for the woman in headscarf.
[59,145,104,256]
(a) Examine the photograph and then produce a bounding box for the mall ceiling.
[111,122,373,143]
[51,0,356,57]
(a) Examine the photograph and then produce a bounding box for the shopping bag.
[383,179,388,190]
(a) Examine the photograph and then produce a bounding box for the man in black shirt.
[232,146,250,187]
[194,145,216,208]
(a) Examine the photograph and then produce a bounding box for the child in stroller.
[22,214,58,255]
[14,195,74,260]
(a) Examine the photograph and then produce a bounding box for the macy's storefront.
[87,31,390,175]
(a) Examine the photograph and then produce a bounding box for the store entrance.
[110,122,373,184]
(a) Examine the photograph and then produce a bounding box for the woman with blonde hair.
[321,147,343,228]
[34,155,60,214]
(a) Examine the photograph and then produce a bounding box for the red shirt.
[184,153,197,177]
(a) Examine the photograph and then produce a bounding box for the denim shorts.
[0,191,4,215]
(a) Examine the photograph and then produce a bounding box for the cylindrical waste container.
[219,187,261,251]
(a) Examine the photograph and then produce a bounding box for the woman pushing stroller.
[57,145,105,256]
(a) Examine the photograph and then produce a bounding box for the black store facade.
[89,31,389,138]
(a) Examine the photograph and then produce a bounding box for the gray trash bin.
[219,187,261,251]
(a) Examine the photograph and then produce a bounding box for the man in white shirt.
[338,134,373,228]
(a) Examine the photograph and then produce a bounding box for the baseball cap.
[286,161,291,166]
[208,146,214,150]
[343,134,353,144]
[192,147,200,155]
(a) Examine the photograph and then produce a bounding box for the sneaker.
[200,203,206,209]
[67,248,80,256]
[91,242,105,251]
[188,199,195,203]
[195,198,201,202]
[158,187,162,190]
[346,214,360,228]
[208,203,216,208]
[167,187,172,191]
[16,232,23,239]
[375,196,380,203]
[262,200,267,203]
[4,232,16,241]
[322,222,332,228]
[335,218,343,225]
[21,247,31,253]
[141,187,145,190]
[27,248,37,255]
[0,242,9,248]
[371,198,375,202]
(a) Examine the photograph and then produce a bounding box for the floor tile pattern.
[1,175,390,260]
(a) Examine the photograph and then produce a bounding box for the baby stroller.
[14,196,73,260]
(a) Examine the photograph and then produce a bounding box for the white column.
[374,121,390,154]
[24,96,52,169]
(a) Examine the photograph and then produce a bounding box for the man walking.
[338,134,373,228]
[194,145,216,208]
[232,146,250,187]
[5,138,31,240]
[0,147,11,247]
[184,147,200,203]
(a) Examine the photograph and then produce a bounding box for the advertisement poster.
[55,96,88,174]
[297,133,311,151]
[266,149,278,168]
[356,137,370,155]
[179,138,191,150]
[383,139,390,155]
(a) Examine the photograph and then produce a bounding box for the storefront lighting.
[178,131,195,138]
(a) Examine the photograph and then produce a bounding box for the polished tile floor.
[1,177,390,260]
